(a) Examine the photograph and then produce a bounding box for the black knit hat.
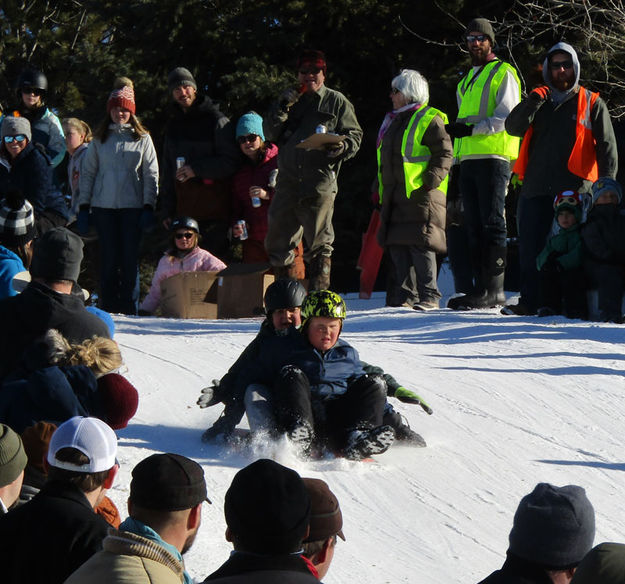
[130,453,210,511]
[30,227,83,283]
[225,459,311,552]
[168,67,197,94]
[465,17,495,44]
[0,193,36,247]
[508,483,595,569]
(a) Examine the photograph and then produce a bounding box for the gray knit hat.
[508,483,595,569]
[465,17,495,44]
[0,424,27,488]
[168,67,197,93]
[0,195,36,247]
[1,116,32,143]
[30,227,84,283]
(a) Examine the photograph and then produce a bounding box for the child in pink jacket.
[139,216,226,314]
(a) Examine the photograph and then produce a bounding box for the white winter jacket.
[78,124,159,209]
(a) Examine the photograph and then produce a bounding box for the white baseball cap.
[47,416,117,473]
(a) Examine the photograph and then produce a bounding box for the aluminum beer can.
[176,157,186,169]
[251,196,262,208]
[236,219,248,240]
[315,124,327,134]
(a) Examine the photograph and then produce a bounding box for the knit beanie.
[236,111,265,141]
[553,190,583,222]
[30,227,83,283]
[571,542,625,583]
[591,177,623,205]
[508,483,595,569]
[168,67,197,93]
[297,50,327,74]
[0,424,28,488]
[107,85,136,115]
[225,459,311,553]
[96,373,139,430]
[21,422,57,475]
[465,17,495,44]
[1,116,32,143]
[0,194,36,247]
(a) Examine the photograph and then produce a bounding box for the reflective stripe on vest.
[454,60,521,160]
[377,105,448,203]
[513,87,599,181]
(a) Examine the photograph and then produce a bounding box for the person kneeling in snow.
[240,290,395,460]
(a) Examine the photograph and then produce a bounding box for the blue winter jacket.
[0,245,25,300]
[240,329,365,400]
[0,365,101,433]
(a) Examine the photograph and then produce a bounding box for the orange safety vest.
[513,87,599,181]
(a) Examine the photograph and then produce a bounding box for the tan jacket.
[64,528,184,584]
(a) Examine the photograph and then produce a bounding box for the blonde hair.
[65,336,123,376]
[62,117,93,144]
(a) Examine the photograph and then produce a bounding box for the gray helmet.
[170,216,199,233]
[17,69,48,95]
[264,279,307,312]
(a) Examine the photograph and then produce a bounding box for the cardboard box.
[216,263,274,319]
[159,264,274,320]
[160,271,219,319]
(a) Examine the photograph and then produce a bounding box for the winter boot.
[343,425,395,460]
[308,255,331,291]
[274,263,300,280]
[288,420,314,456]
[448,246,506,310]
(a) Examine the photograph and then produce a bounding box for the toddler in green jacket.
[535,190,587,318]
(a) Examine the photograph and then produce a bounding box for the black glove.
[445,122,473,139]
[197,380,223,408]
[541,253,563,273]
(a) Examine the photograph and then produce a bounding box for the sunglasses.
[175,232,195,240]
[3,135,27,144]
[21,88,42,96]
[299,67,322,75]
[549,60,574,70]
[237,134,258,144]
[466,34,488,43]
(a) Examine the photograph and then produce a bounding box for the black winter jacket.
[202,551,320,584]
[477,553,556,584]
[0,282,110,380]
[0,480,110,584]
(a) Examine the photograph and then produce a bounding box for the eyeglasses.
[299,67,322,75]
[466,34,488,43]
[391,88,401,95]
[3,135,27,144]
[175,232,195,240]
[549,60,574,70]
[237,134,258,144]
[21,88,42,96]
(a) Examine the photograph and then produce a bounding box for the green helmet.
[301,290,346,323]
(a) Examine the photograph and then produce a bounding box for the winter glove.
[541,252,563,273]
[326,141,346,159]
[139,206,155,232]
[201,415,236,443]
[529,85,551,103]
[76,207,90,236]
[445,122,473,139]
[395,386,434,414]
[197,380,222,408]
[279,87,301,110]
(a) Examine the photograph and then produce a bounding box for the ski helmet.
[264,278,307,312]
[170,216,199,233]
[17,69,48,95]
[301,290,346,324]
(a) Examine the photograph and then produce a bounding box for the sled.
[357,209,384,299]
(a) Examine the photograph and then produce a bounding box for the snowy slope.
[110,268,625,584]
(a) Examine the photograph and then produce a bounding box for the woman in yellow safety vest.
[375,69,453,311]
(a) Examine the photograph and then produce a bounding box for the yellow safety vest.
[377,105,449,203]
[454,60,520,160]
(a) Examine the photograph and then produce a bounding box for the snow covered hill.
[110,272,625,584]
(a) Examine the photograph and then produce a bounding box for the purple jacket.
[140,246,226,313]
